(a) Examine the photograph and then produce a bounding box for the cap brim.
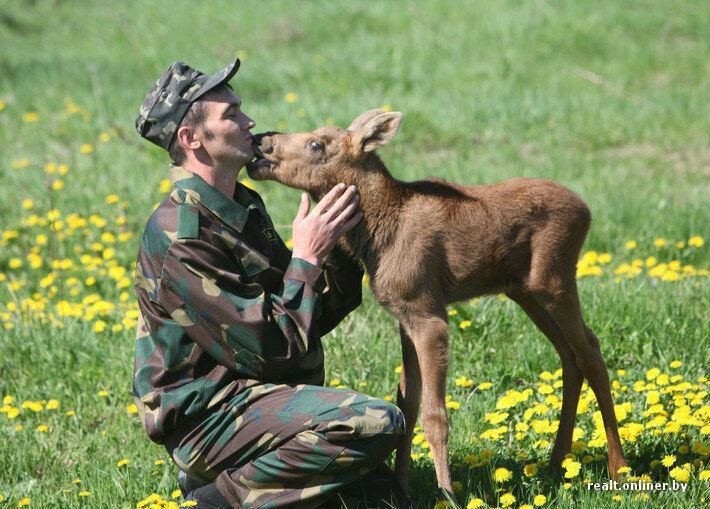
[193,58,241,100]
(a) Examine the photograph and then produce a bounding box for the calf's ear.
[353,112,403,153]
[347,109,386,132]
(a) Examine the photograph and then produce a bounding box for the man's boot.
[323,464,413,508]
[178,470,232,509]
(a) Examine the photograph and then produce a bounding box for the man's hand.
[291,183,363,268]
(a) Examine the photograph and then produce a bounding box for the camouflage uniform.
[132,164,405,507]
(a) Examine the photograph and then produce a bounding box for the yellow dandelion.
[699,470,710,481]
[181,502,198,508]
[625,240,637,250]
[533,494,547,506]
[499,492,516,507]
[617,466,631,474]
[478,382,493,390]
[661,455,676,467]
[22,199,34,210]
[80,143,94,154]
[116,458,130,467]
[654,238,666,248]
[105,194,119,204]
[459,320,472,329]
[23,112,39,122]
[51,179,64,191]
[670,360,682,369]
[97,390,109,397]
[78,491,90,497]
[493,467,513,483]
[562,459,581,478]
[381,104,393,112]
[36,424,49,433]
[524,463,538,477]
[66,410,76,417]
[669,466,689,482]
[98,132,111,143]
[126,403,138,414]
[646,368,660,381]
[0,99,5,111]
[45,399,59,410]
[688,235,704,248]
[171,489,183,499]
[284,92,298,103]
[467,498,485,509]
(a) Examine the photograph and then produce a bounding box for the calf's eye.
[308,140,324,152]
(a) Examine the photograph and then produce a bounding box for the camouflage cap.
[135,58,241,150]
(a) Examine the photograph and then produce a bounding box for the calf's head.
[246,109,403,195]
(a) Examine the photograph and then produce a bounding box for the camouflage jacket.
[133,166,364,443]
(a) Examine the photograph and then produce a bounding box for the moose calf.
[246,110,628,499]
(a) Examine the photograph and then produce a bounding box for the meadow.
[0,0,708,507]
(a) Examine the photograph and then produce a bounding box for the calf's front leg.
[395,323,422,492]
[408,314,455,498]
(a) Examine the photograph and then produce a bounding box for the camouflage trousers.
[166,382,406,508]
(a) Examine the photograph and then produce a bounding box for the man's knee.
[324,399,406,441]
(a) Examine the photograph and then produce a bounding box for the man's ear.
[175,125,201,151]
[352,112,403,153]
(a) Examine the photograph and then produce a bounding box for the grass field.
[1,0,709,507]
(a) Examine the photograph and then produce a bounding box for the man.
[133,58,411,508]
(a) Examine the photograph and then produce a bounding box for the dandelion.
[36,424,49,433]
[127,403,138,414]
[78,491,90,497]
[80,143,94,154]
[562,459,581,478]
[105,194,119,204]
[688,235,704,248]
[493,467,513,483]
[646,368,660,381]
[171,489,183,499]
[459,320,472,329]
[524,463,538,477]
[669,466,690,482]
[155,459,165,466]
[284,92,298,103]
[499,493,516,507]
[116,458,130,467]
[381,104,393,112]
[22,199,34,210]
[45,399,59,410]
[616,466,631,474]
[625,240,637,250]
[51,180,64,191]
[98,132,111,142]
[661,455,676,467]
[533,494,547,506]
[654,238,666,248]
[181,502,198,508]
[97,390,109,397]
[0,99,5,111]
[467,499,485,509]
[23,112,39,122]
[670,360,682,369]
[699,471,710,481]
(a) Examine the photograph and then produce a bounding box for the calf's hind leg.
[534,281,628,477]
[507,289,585,470]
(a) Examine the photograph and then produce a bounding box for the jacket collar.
[169,165,260,232]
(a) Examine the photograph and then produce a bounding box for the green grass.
[1,0,709,507]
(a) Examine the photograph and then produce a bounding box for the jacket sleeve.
[157,238,325,380]
[317,245,365,335]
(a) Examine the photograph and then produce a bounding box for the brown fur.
[247,110,628,499]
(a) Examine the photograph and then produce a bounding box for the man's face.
[197,87,255,169]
